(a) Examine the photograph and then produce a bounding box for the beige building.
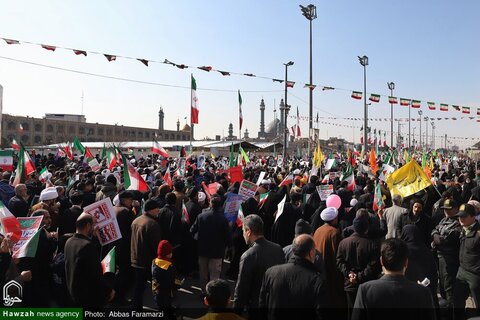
[1,108,192,147]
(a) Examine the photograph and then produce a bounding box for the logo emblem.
[3,280,22,306]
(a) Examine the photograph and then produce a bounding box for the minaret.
[258,99,265,138]
[244,128,249,139]
[158,107,164,131]
[279,99,285,135]
[228,123,234,140]
[176,118,180,131]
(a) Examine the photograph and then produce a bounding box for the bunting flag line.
[388,96,398,104]
[351,91,362,100]
[369,94,380,103]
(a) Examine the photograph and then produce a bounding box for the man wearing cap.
[313,207,346,309]
[431,198,462,309]
[453,203,480,318]
[131,199,162,310]
[65,212,115,308]
[32,186,60,231]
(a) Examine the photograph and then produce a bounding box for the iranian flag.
[181,200,190,224]
[0,201,21,243]
[12,145,36,187]
[106,148,117,170]
[321,174,330,184]
[369,94,380,103]
[340,164,356,191]
[372,181,385,211]
[11,139,20,151]
[101,247,116,274]
[12,228,41,258]
[428,102,436,110]
[296,107,301,136]
[462,107,470,114]
[0,150,13,171]
[63,142,73,160]
[411,100,421,108]
[388,96,398,104]
[163,165,173,189]
[279,173,294,187]
[238,90,243,131]
[440,104,449,111]
[84,147,101,171]
[73,136,86,154]
[258,192,270,208]
[191,75,199,124]
[39,167,51,183]
[325,154,336,171]
[122,153,148,192]
[400,98,411,106]
[236,204,244,228]
[351,91,362,100]
[477,108,480,116]
[152,141,170,158]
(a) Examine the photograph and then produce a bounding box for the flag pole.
[190,73,193,154]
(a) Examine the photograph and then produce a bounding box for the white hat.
[261,179,271,185]
[293,169,301,175]
[39,187,58,201]
[112,194,120,206]
[198,192,206,203]
[320,207,338,222]
[350,198,358,207]
[130,158,136,164]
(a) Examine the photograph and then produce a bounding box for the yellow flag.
[386,160,432,198]
[429,156,434,170]
[313,143,324,167]
[403,150,410,163]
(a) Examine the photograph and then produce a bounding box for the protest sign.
[12,216,43,258]
[224,193,244,223]
[317,185,334,201]
[238,179,258,200]
[83,198,122,246]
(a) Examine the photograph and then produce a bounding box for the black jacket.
[8,195,29,217]
[185,198,202,227]
[352,275,436,320]
[64,233,111,308]
[431,216,461,257]
[58,205,82,237]
[336,233,381,292]
[190,207,230,258]
[259,255,327,320]
[270,202,301,248]
[395,212,433,247]
[459,222,480,274]
[233,237,285,311]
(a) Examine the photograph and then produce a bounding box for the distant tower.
[244,128,249,139]
[158,107,164,131]
[258,99,266,138]
[279,99,285,135]
[176,118,180,131]
[228,123,234,139]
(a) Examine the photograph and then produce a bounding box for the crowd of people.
[0,149,479,320]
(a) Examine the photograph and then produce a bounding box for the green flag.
[229,143,237,168]
[422,151,427,169]
[239,146,250,164]
[101,143,107,160]
[73,136,85,154]
[101,246,116,274]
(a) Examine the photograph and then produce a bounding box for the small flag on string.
[198,66,212,72]
[3,38,19,45]
[369,94,380,103]
[440,104,448,111]
[462,106,470,114]
[322,86,335,91]
[286,81,295,88]
[218,70,231,76]
[41,45,56,51]
[428,102,436,110]
[137,59,149,66]
[400,98,411,106]
[104,54,116,62]
[351,91,362,100]
[411,100,421,108]
[452,105,460,111]
[388,96,398,104]
[73,50,87,56]
[304,84,316,90]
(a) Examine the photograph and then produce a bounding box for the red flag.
[370,147,378,175]
[73,50,87,56]
[11,139,20,151]
[163,167,172,189]
[279,174,294,187]
[41,45,56,51]
[3,39,19,45]
[152,141,170,158]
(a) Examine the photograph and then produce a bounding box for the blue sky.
[0,1,478,149]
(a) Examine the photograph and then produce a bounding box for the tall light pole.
[418,110,423,151]
[300,4,317,158]
[387,82,395,148]
[283,61,294,162]
[358,55,369,153]
[408,103,411,151]
[431,121,435,149]
[424,116,429,150]
[412,127,416,149]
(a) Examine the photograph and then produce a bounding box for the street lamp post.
[300,4,317,158]
[387,82,395,148]
[412,127,416,149]
[283,61,294,162]
[424,116,429,150]
[431,122,435,149]
[418,110,423,150]
[358,55,369,153]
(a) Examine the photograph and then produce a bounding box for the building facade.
[1,110,191,147]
